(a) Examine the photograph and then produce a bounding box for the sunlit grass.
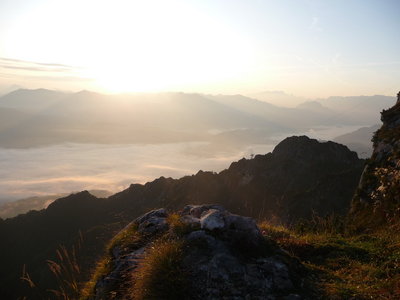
[80,223,142,299]
[167,213,199,237]
[131,239,187,300]
[79,256,112,300]
[259,218,400,299]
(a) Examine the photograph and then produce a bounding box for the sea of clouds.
[0,125,364,203]
[0,142,275,202]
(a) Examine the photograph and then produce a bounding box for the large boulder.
[88,205,310,300]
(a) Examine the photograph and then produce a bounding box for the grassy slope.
[80,214,400,300]
[259,219,400,299]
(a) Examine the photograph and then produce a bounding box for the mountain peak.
[272,135,359,162]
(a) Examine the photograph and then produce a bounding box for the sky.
[0,0,399,98]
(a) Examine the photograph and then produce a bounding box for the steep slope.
[350,92,400,230]
[0,136,364,299]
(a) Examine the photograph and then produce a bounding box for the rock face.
[90,205,308,300]
[350,92,400,230]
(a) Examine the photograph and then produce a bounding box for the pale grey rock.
[181,214,201,227]
[133,208,167,224]
[133,208,168,234]
[200,209,225,230]
[182,204,226,218]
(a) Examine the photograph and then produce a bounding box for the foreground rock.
[89,205,311,300]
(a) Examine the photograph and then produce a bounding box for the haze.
[0,0,399,99]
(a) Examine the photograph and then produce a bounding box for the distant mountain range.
[0,190,112,219]
[0,89,394,150]
[334,124,380,158]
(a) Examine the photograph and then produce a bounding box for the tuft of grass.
[259,221,292,240]
[293,212,346,235]
[131,239,187,300]
[106,222,140,254]
[47,232,84,300]
[79,256,112,300]
[80,223,142,299]
[258,219,400,299]
[167,213,199,237]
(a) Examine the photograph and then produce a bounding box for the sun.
[2,0,255,94]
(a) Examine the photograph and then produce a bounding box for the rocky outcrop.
[350,92,400,230]
[90,205,309,300]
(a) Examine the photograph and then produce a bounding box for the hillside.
[350,92,400,230]
[0,136,364,299]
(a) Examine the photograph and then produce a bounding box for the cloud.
[0,57,89,80]
[0,57,93,85]
[0,64,70,73]
[0,57,78,71]
[0,143,245,201]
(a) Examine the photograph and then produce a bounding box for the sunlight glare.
[3,0,255,93]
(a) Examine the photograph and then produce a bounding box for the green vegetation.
[75,211,400,300]
[80,215,196,300]
[131,239,187,300]
[106,222,140,253]
[167,213,200,237]
[79,256,113,300]
[259,218,400,299]
[80,223,142,299]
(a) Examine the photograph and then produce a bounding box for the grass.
[131,238,187,300]
[79,256,113,300]
[45,232,84,300]
[79,211,400,299]
[80,215,194,300]
[259,219,400,299]
[80,222,142,299]
[106,222,140,254]
[167,213,199,237]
